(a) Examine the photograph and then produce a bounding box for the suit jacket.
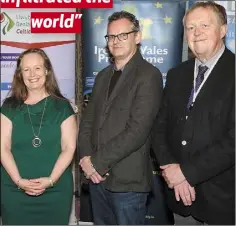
[152,48,235,224]
[78,50,163,192]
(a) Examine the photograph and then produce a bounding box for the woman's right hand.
[18,178,46,196]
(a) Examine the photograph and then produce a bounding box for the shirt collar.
[196,44,225,68]
[113,64,125,72]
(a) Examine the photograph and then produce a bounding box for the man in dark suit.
[78,11,163,225]
[152,1,235,225]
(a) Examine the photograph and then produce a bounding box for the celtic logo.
[0,12,15,35]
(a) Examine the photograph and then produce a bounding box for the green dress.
[1,96,75,225]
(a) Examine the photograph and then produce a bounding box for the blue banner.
[82,0,186,96]
[217,1,235,53]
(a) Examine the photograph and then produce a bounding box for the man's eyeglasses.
[105,30,138,42]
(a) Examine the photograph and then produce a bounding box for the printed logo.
[140,18,153,40]
[0,12,15,35]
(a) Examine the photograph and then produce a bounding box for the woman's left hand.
[24,177,51,196]
[29,177,52,190]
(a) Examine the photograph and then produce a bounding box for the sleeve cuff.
[180,163,198,186]
[90,155,110,176]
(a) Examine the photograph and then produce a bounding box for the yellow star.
[155,2,162,8]
[163,15,172,24]
[94,16,103,25]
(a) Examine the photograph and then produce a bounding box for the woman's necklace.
[27,97,47,148]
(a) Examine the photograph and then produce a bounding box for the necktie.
[108,70,122,98]
[187,65,208,110]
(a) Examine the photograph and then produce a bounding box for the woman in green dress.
[1,48,77,225]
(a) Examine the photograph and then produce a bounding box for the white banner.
[0,8,76,105]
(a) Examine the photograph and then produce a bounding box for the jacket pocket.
[111,152,143,184]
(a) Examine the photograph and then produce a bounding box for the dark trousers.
[89,182,148,225]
